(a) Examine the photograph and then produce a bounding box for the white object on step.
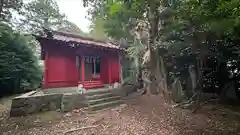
[78,84,83,89]
[108,85,113,89]
[78,84,86,94]
[80,88,86,94]
[113,82,120,88]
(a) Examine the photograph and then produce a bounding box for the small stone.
[72,109,80,113]
[64,113,72,117]
[34,119,40,123]
[56,109,61,112]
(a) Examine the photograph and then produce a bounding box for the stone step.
[43,87,78,94]
[86,89,111,96]
[88,96,121,105]
[89,100,123,111]
[83,81,103,85]
[61,93,88,112]
[84,85,104,89]
[86,92,114,100]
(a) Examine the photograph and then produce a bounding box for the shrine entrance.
[84,56,100,81]
[76,56,101,81]
[76,55,103,88]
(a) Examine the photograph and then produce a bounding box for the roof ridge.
[35,29,124,50]
[50,30,118,46]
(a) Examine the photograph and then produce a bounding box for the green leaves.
[0,24,42,93]
[19,0,66,34]
[109,2,121,15]
[89,17,108,40]
[0,0,23,24]
[85,0,240,78]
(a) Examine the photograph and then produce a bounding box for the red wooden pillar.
[81,56,85,84]
[76,56,80,85]
[108,57,112,85]
[44,52,48,88]
[118,54,122,83]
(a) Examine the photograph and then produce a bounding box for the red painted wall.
[110,56,120,83]
[42,40,121,88]
[100,54,121,85]
[100,56,109,84]
[44,48,78,88]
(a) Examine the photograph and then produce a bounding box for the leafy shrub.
[0,23,42,96]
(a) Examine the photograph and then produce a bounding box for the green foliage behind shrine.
[0,0,91,97]
[0,23,42,96]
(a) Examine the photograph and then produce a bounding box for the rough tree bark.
[171,77,183,103]
[159,55,169,97]
[147,3,160,95]
[187,64,197,97]
[0,0,5,17]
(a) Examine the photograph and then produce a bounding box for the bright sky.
[56,0,91,33]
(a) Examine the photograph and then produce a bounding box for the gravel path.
[1,94,240,135]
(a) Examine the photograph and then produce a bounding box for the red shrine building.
[35,30,122,89]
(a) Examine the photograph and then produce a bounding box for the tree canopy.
[0,0,23,24]
[19,0,64,33]
[84,0,240,108]
[89,17,108,40]
[0,0,88,96]
[0,23,42,95]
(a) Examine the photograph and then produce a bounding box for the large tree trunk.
[147,5,160,94]
[159,55,169,98]
[186,64,197,97]
[0,0,4,17]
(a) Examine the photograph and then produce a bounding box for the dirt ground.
[1,94,240,135]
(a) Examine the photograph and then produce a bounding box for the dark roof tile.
[50,30,121,50]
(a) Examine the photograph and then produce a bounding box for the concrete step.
[86,92,115,100]
[84,88,123,112]
[84,85,104,89]
[89,100,123,111]
[86,89,111,96]
[43,87,78,94]
[88,96,121,105]
[83,82,103,86]
[61,93,88,112]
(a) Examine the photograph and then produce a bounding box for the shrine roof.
[34,29,122,50]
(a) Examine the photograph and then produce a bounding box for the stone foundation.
[10,86,136,117]
[10,91,62,117]
[61,93,87,112]
[10,91,87,117]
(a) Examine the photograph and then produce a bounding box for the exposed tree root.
[173,91,223,113]
[64,125,99,134]
[141,89,147,95]
[173,93,197,108]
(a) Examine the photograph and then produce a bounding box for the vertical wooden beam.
[81,55,85,84]
[44,52,48,89]
[108,57,112,85]
[119,54,123,84]
[93,57,96,75]
[76,56,80,83]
